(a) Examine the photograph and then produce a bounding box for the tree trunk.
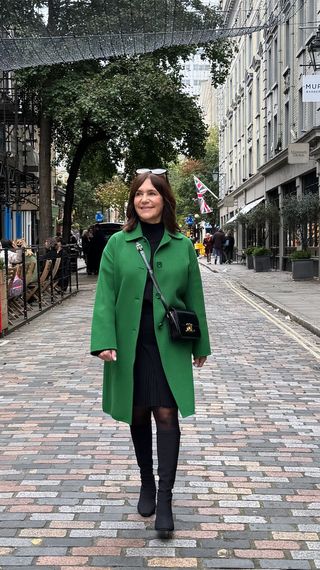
[38,112,52,247]
[62,133,106,243]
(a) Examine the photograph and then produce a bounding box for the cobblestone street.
[0,267,320,570]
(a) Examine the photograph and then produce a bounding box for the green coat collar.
[124,221,183,243]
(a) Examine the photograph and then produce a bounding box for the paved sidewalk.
[1,268,320,569]
[199,259,320,338]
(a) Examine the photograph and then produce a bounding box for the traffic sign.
[95,211,104,222]
[185,215,194,225]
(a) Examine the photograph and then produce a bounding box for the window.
[248,89,253,124]
[268,121,272,159]
[267,47,272,90]
[273,37,278,84]
[284,102,290,147]
[273,114,278,152]
[256,73,260,113]
[248,147,253,175]
[298,0,305,48]
[298,88,305,134]
[247,35,252,68]
[285,20,290,68]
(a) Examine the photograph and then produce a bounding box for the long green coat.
[91,223,211,424]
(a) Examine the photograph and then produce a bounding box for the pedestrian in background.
[224,230,235,264]
[87,224,106,275]
[82,228,93,273]
[203,233,213,263]
[91,168,211,534]
[212,228,225,264]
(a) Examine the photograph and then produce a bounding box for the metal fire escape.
[0,71,39,239]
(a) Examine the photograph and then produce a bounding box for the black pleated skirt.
[133,301,177,408]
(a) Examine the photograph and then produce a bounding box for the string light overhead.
[0,0,300,71]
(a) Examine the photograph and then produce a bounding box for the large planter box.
[246,255,254,269]
[292,259,314,281]
[253,255,271,272]
[0,270,8,333]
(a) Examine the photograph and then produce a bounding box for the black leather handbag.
[136,242,201,341]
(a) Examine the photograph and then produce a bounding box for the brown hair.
[124,173,180,234]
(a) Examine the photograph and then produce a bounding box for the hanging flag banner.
[193,175,214,214]
[198,199,213,214]
[194,175,209,198]
[193,175,219,200]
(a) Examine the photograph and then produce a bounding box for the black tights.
[131,406,179,431]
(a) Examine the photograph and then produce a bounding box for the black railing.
[0,244,79,335]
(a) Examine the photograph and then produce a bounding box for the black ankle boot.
[130,423,156,517]
[155,428,180,533]
[155,489,173,531]
[138,476,156,517]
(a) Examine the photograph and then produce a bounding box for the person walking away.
[203,233,213,263]
[88,224,106,275]
[212,228,225,264]
[224,231,235,264]
[91,169,211,535]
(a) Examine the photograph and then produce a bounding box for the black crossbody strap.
[136,242,170,313]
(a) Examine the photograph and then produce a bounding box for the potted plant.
[252,246,271,272]
[290,249,314,281]
[244,246,255,269]
[282,193,320,278]
[237,202,280,252]
[0,257,8,334]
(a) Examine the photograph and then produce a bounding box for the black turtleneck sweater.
[140,221,164,304]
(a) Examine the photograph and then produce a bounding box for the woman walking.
[91,169,211,535]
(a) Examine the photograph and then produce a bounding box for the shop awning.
[226,196,264,224]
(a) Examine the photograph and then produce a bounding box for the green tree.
[282,193,320,250]
[13,0,232,243]
[95,176,129,222]
[73,179,98,230]
[170,128,219,228]
[42,57,208,241]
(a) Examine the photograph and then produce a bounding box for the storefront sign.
[288,143,310,164]
[302,75,320,102]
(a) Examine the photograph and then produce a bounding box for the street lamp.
[212,171,219,183]
[308,26,320,71]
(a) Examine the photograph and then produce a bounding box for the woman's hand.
[98,349,117,362]
[193,356,207,368]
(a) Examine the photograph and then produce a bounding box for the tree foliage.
[13,0,234,241]
[170,128,219,227]
[73,179,98,230]
[236,202,280,229]
[95,176,129,222]
[282,193,320,250]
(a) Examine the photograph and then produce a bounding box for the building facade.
[212,0,320,269]
[181,51,212,97]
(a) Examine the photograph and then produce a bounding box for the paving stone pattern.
[0,270,319,569]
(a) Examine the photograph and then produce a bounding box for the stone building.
[211,0,320,270]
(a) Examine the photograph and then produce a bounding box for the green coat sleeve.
[90,236,117,354]
[184,240,211,358]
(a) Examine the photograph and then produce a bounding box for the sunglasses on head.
[135,168,167,175]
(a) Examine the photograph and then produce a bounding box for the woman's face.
[134,177,164,224]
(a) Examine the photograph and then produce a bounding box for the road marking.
[224,279,320,361]
[0,340,9,347]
